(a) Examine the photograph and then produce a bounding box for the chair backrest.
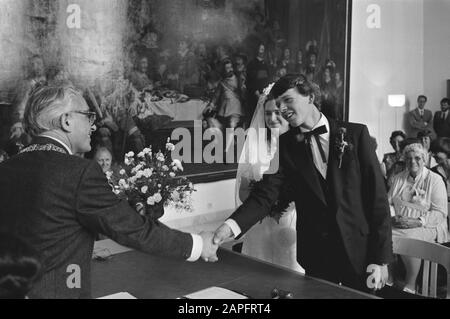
[392,236,450,298]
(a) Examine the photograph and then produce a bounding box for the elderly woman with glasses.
[388,142,448,294]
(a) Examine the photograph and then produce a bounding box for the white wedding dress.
[235,94,304,273]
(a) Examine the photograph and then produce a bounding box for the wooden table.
[91,247,377,299]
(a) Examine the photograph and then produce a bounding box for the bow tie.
[293,125,328,163]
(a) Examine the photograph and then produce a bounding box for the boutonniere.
[335,127,354,168]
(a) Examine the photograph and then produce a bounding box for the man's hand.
[200,231,219,262]
[213,223,234,245]
[366,264,389,290]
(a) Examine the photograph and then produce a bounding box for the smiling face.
[264,99,289,134]
[67,94,96,154]
[95,149,113,173]
[405,150,425,177]
[276,88,314,128]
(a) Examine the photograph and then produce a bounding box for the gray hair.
[23,85,82,137]
[403,143,428,161]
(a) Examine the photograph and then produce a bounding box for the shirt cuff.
[225,219,242,238]
[186,234,203,262]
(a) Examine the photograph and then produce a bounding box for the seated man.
[0,85,218,299]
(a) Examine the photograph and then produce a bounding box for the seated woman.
[430,137,450,201]
[0,232,42,299]
[388,142,448,294]
[381,130,406,182]
[417,129,437,168]
[235,86,304,273]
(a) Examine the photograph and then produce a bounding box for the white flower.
[141,186,148,194]
[143,147,152,154]
[188,183,193,188]
[162,165,169,171]
[169,172,176,178]
[135,170,144,179]
[143,168,152,178]
[147,196,155,206]
[105,171,113,180]
[166,143,175,152]
[158,184,162,188]
[263,82,275,96]
[126,151,135,158]
[171,159,183,172]
[118,179,129,190]
[153,193,162,203]
[119,169,126,175]
[137,151,145,158]
[113,189,121,195]
[128,176,137,184]
[124,158,131,166]
[171,190,180,201]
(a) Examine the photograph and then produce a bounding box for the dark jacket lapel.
[285,128,327,205]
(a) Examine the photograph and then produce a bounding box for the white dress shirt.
[300,114,330,179]
[38,134,203,261]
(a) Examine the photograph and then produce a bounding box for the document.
[98,292,137,299]
[184,287,249,299]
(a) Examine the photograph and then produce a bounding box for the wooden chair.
[392,236,450,298]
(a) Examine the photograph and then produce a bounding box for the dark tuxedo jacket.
[433,111,450,137]
[231,118,394,275]
[0,137,193,299]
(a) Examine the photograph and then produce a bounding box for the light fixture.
[388,94,405,108]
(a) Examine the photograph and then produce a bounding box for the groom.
[214,75,393,291]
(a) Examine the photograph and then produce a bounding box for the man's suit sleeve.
[229,167,285,237]
[74,161,194,260]
[408,111,422,130]
[358,126,394,265]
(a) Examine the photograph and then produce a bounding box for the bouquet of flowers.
[107,139,196,219]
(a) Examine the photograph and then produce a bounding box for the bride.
[235,84,304,273]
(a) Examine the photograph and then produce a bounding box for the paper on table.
[184,287,249,299]
[97,292,137,299]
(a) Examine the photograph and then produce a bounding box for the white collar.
[39,135,73,155]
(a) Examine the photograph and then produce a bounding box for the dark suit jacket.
[433,111,450,137]
[408,108,433,137]
[0,137,193,299]
[230,118,394,275]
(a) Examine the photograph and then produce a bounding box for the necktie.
[295,125,328,164]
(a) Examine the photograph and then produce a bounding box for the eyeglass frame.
[71,110,97,125]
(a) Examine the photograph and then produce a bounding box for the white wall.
[423,0,450,110]
[349,0,424,159]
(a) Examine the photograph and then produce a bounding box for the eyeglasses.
[72,110,97,125]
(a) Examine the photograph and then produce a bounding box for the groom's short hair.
[270,73,316,99]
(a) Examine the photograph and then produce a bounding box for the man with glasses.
[0,85,219,299]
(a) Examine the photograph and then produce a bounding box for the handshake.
[198,223,234,263]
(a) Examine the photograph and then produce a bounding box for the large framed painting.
[0,0,352,182]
